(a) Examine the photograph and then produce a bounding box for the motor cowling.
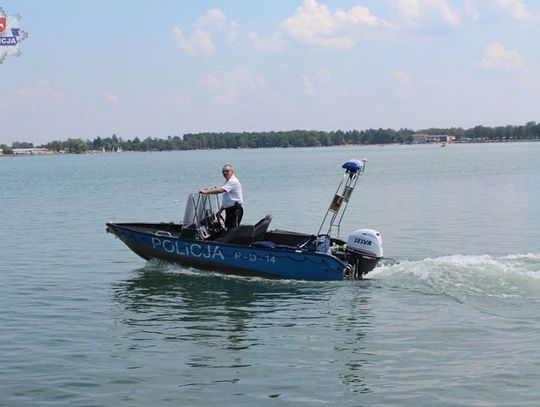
[346,228,383,258]
[344,229,383,279]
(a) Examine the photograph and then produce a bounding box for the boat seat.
[216,225,255,245]
[253,215,272,241]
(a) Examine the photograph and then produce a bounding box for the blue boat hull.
[106,223,348,281]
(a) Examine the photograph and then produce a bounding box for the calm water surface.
[1,143,539,406]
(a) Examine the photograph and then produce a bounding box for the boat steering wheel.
[205,213,226,236]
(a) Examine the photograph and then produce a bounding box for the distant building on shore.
[12,148,49,155]
[412,134,456,144]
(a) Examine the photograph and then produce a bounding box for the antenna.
[317,159,366,237]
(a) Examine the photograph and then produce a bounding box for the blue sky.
[1,0,539,145]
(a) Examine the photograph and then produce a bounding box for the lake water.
[1,143,539,406]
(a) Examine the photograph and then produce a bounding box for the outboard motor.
[316,159,384,279]
[345,228,383,278]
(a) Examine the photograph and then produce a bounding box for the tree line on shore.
[2,121,539,154]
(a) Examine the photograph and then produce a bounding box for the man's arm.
[199,187,226,194]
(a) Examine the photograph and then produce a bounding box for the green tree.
[12,141,34,148]
[0,144,14,154]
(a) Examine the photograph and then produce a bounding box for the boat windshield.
[182,193,223,239]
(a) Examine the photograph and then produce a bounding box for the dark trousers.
[224,203,243,229]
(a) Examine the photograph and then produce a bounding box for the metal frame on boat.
[106,160,383,281]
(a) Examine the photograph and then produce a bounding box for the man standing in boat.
[199,164,244,229]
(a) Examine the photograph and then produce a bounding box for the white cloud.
[0,80,74,143]
[280,0,391,48]
[462,0,480,21]
[461,0,540,24]
[195,9,228,30]
[247,0,540,51]
[301,67,332,95]
[203,67,269,105]
[396,0,422,22]
[173,9,238,56]
[315,67,332,83]
[497,0,537,23]
[389,70,413,97]
[1,79,65,115]
[281,0,351,48]
[424,78,441,89]
[395,0,461,27]
[248,32,289,53]
[335,5,385,27]
[301,75,316,96]
[13,79,64,100]
[227,21,240,44]
[475,42,530,75]
[173,27,214,55]
[104,92,119,104]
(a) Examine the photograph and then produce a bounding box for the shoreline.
[1,139,539,157]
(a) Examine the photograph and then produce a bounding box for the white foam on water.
[371,253,540,304]
[140,255,540,301]
[141,258,317,287]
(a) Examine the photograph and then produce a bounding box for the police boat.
[106,159,383,281]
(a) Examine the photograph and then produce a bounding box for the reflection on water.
[113,263,375,399]
[114,263,342,346]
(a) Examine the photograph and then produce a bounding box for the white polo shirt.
[221,175,243,208]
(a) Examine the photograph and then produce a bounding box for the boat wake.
[139,254,540,307]
[371,253,540,306]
